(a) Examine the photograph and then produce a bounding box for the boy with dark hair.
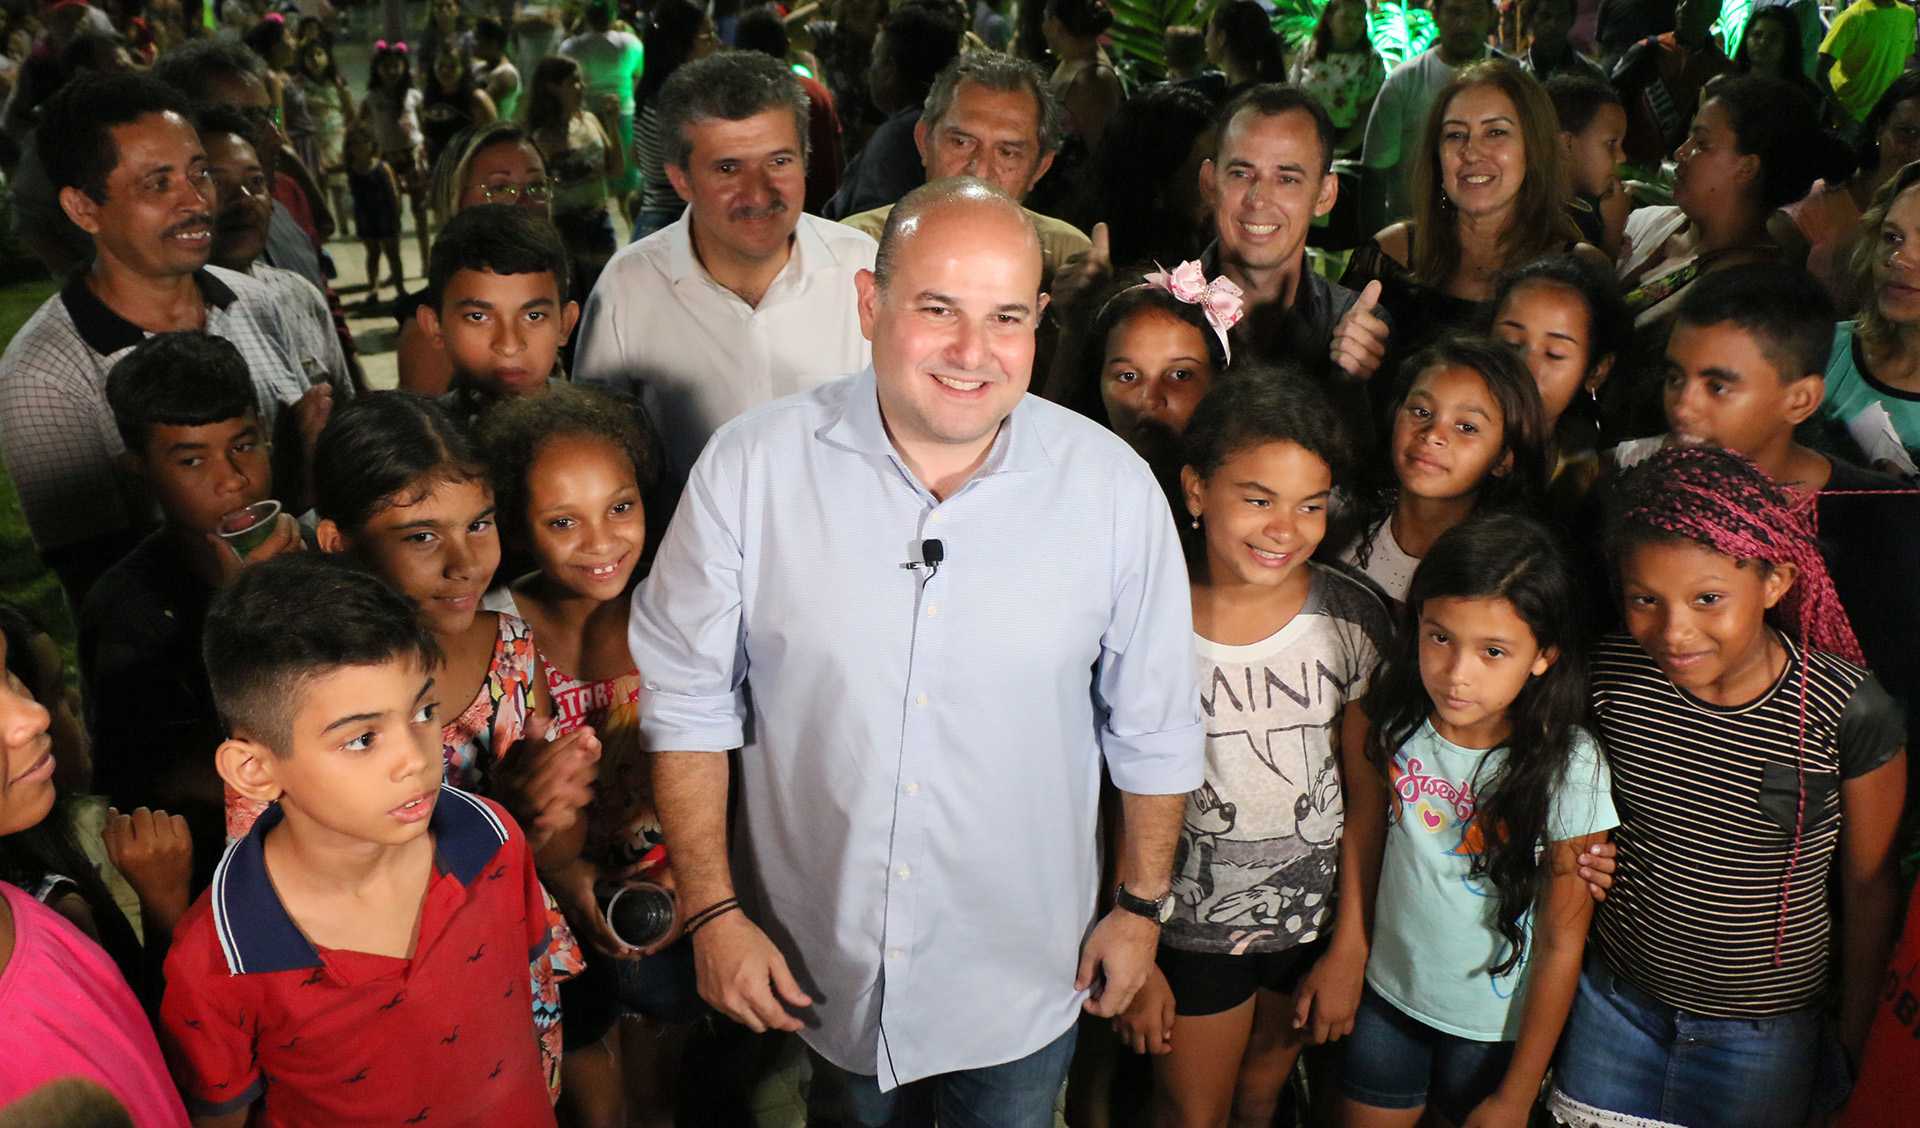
[81,331,302,891]
[1611,262,1920,764]
[1546,75,1628,255]
[418,204,578,421]
[160,553,559,1128]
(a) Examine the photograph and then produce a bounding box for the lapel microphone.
[902,538,944,579]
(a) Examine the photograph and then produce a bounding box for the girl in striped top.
[1548,446,1907,1128]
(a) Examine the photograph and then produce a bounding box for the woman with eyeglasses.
[397,121,563,394]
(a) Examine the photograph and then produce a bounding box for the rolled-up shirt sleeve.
[1094,465,1204,796]
[630,437,751,752]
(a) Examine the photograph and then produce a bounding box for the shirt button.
[926,604,938,617]
[906,782,919,795]
[889,949,902,959]
[930,511,945,524]
[916,693,928,706]
[897,866,911,879]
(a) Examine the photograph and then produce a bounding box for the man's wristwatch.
[1114,883,1173,924]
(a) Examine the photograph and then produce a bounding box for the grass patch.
[0,278,78,665]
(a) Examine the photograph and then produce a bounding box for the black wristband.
[683,897,741,937]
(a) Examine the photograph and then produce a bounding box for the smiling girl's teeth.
[933,374,986,391]
[1241,222,1278,235]
[588,562,620,577]
[1250,546,1286,561]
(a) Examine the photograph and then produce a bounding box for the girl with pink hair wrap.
[1545,445,1907,1128]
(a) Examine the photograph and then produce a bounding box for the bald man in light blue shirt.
[634,178,1202,1122]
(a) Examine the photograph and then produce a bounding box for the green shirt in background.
[1820,0,1918,121]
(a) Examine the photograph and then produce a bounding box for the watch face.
[1158,897,1174,923]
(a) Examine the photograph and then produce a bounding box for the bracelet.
[682,897,741,938]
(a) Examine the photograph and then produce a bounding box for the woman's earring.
[1190,514,1201,530]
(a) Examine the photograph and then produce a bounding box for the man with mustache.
[576,52,878,478]
[195,103,350,404]
[0,73,313,604]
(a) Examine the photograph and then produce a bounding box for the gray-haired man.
[574,52,877,476]
[839,53,1091,288]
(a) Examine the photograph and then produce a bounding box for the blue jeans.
[808,1024,1076,1128]
[1550,954,1829,1128]
[1341,985,1514,1124]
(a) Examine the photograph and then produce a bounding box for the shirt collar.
[208,785,510,976]
[664,212,837,290]
[59,268,239,358]
[818,368,1052,485]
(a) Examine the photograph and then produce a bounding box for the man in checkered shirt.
[0,72,320,603]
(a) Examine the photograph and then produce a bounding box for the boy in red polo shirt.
[158,554,558,1128]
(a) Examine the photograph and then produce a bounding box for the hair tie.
[1136,261,1245,364]
[263,11,284,23]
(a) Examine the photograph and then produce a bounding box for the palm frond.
[1367,2,1436,70]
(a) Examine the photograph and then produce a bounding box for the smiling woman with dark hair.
[1342,60,1606,373]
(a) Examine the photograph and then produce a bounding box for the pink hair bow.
[1140,260,1245,363]
[374,40,407,53]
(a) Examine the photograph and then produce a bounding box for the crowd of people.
[0,0,1917,1126]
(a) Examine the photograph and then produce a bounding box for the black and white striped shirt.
[1589,632,1904,1018]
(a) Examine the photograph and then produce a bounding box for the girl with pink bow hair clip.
[1078,262,1242,462]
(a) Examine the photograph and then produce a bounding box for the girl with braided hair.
[1548,446,1907,1128]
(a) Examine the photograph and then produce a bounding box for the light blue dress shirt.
[630,369,1204,1089]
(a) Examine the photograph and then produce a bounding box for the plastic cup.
[602,882,676,949]
[217,500,283,559]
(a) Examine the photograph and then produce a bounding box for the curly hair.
[479,385,662,544]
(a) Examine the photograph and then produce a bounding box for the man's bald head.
[872,176,1041,293]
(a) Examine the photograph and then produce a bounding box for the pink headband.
[1134,261,1245,364]
[374,40,407,53]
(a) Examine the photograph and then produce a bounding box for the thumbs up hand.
[1330,279,1388,380]
[1049,221,1115,321]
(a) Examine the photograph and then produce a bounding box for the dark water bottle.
[601,882,676,948]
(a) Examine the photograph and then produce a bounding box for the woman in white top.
[1615,74,1851,335]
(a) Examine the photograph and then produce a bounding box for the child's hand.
[1111,963,1176,1055]
[1460,1088,1535,1128]
[1048,221,1112,321]
[291,382,334,458]
[205,512,303,586]
[1292,938,1365,1043]
[103,807,193,933]
[1577,840,1618,901]
[496,716,600,848]
[548,857,642,961]
[596,93,621,118]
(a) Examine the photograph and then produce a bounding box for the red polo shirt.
[160,788,557,1128]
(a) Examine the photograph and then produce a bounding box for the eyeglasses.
[478,181,553,205]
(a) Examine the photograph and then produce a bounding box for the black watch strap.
[1115,883,1172,923]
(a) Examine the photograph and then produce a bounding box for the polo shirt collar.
[60,268,238,358]
[208,785,510,976]
[664,212,839,290]
[819,368,1051,484]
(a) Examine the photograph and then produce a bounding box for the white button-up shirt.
[574,212,876,476]
[630,370,1204,1089]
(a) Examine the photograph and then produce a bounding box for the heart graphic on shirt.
[1420,806,1444,831]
